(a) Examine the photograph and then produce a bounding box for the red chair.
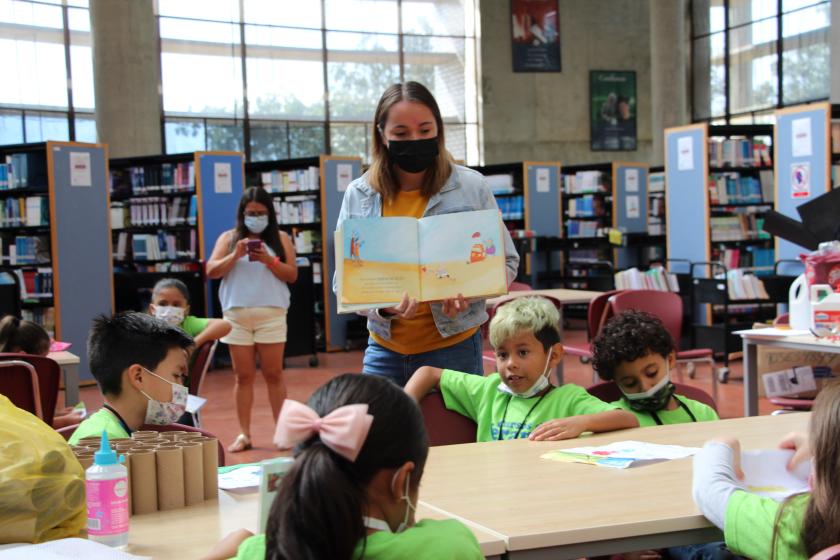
[773,313,790,327]
[587,381,718,413]
[562,289,623,382]
[509,281,532,292]
[812,544,840,560]
[769,396,814,413]
[419,391,477,446]
[188,340,219,428]
[0,353,61,426]
[607,290,718,401]
[0,360,43,419]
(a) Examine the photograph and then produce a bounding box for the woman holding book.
[335,81,519,386]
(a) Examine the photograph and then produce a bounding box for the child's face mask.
[153,305,185,327]
[620,367,675,412]
[362,470,416,533]
[498,350,553,398]
[494,332,556,398]
[139,367,188,425]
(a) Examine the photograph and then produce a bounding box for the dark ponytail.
[265,374,429,560]
[0,315,50,355]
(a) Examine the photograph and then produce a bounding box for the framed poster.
[511,0,561,72]
[590,70,637,151]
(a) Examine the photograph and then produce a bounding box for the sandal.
[227,434,252,453]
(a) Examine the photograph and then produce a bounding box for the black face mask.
[387,138,439,174]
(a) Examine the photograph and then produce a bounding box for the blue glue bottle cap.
[93,431,124,466]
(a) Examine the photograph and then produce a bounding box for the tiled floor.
[72,325,781,466]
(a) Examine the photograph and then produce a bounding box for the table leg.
[63,363,80,406]
[742,339,758,417]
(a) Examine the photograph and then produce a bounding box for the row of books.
[648,172,665,193]
[291,229,321,255]
[567,195,606,218]
[259,167,320,193]
[114,231,198,262]
[111,162,195,195]
[486,174,516,195]
[0,196,49,228]
[566,221,606,238]
[14,268,53,299]
[128,262,202,274]
[563,171,610,194]
[1,235,50,265]
[707,171,773,205]
[111,196,198,229]
[832,164,840,188]
[614,267,679,292]
[0,152,47,190]
[498,196,524,220]
[710,215,770,242]
[23,307,55,337]
[275,196,320,225]
[714,247,774,272]
[708,138,772,168]
[724,269,770,300]
[831,122,839,154]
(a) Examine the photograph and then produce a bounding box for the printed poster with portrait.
[511,0,561,72]
[590,71,637,151]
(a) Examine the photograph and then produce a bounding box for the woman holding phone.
[207,187,297,452]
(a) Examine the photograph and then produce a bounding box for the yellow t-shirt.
[371,189,478,355]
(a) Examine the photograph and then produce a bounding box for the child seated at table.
[148,278,231,351]
[202,374,483,560]
[404,296,637,441]
[0,314,83,428]
[692,381,840,559]
[592,310,719,427]
[68,312,193,444]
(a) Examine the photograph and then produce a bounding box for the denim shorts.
[362,330,484,387]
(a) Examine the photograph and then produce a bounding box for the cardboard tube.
[178,442,204,506]
[64,478,85,510]
[194,437,219,500]
[132,431,160,440]
[176,433,202,441]
[129,449,157,515]
[74,453,94,471]
[30,477,55,511]
[123,452,133,515]
[0,479,35,512]
[0,516,36,542]
[156,446,185,511]
[40,450,66,474]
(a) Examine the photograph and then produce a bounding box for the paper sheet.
[536,167,550,193]
[69,152,92,187]
[677,136,694,171]
[625,168,639,192]
[0,538,149,559]
[218,464,261,493]
[733,328,812,338]
[186,394,206,414]
[792,117,813,157]
[740,449,811,500]
[542,440,700,469]
[214,162,232,193]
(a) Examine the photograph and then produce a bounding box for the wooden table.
[128,490,506,559]
[49,350,80,406]
[418,414,809,559]
[740,332,840,416]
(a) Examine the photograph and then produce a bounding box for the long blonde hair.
[368,82,454,204]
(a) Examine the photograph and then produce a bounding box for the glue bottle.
[85,431,129,548]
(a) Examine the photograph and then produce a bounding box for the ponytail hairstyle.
[230,187,285,261]
[771,381,840,558]
[0,315,50,356]
[265,374,429,560]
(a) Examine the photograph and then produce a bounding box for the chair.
[607,290,718,401]
[0,353,61,426]
[773,313,790,327]
[587,381,718,413]
[811,544,840,560]
[769,396,814,413]
[562,289,623,382]
[509,281,532,292]
[0,360,43,419]
[419,391,477,446]
[188,340,219,428]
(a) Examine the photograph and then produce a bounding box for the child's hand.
[711,436,744,480]
[199,528,253,560]
[529,416,589,441]
[779,431,811,471]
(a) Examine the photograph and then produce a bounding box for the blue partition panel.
[49,142,113,380]
[775,105,830,269]
[614,163,648,234]
[321,156,362,351]
[524,163,561,236]
[666,125,708,274]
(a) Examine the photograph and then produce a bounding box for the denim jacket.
[333,164,520,341]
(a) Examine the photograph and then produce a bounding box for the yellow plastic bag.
[0,394,85,543]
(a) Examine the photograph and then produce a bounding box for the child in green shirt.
[201,374,483,560]
[591,310,719,427]
[149,278,231,348]
[404,296,638,442]
[68,312,194,444]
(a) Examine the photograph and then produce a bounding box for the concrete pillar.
[832,0,840,103]
[90,0,161,157]
[649,0,688,166]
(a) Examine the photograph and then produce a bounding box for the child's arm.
[199,529,253,560]
[193,319,232,349]
[404,366,444,402]
[529,409,638,441]
[692,437,744,530]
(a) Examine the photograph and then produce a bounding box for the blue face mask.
[244,215,268,234]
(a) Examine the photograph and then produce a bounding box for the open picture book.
[335,209,508,312]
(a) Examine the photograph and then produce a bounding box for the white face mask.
[362,471,416,534]
[497,350,553,399]
[139,367,188,425]
[153,305,185,327]
[244,215,268,234]
[622,369,671,401]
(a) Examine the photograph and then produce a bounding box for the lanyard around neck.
[649,396,697,426]
[496,388,552,441]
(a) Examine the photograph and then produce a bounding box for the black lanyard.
[649,396,697,426]
[496,388,552,441]
[103,404,133,436]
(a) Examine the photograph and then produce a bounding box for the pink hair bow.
[273,399,374,462]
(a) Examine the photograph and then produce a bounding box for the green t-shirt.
[232,519,483,560]
[180,315,210,338]
[440,370,618,442]
[725,490,809,560]
[611,396,719,427]
[68,408,130,445]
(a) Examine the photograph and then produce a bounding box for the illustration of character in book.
[484,238,496,256]
[469,232,486,263]
[350,231,364,265]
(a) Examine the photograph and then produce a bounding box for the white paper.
[218,464,261,492]
[626,168,639,192]
[542,440,700,469]
[185,394,206,414]
[761,365,817,398]
[677,136,694,171]
[69,152,91,187]
[734,327,811,338]
[740,449,811,501]
[626,195,640,219]
[536,167,550,193]
[791,162,811,199]
[792,117,813,157]
[0,538,149,559]
[337,163,353,192]
[214,162,232,193]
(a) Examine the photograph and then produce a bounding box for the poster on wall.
[590,70,637,151]
[511,0,561,72]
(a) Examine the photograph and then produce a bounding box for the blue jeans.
[363,331,484,387]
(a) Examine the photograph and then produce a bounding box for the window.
[691,0,831,123]
[0,0,94,141]
[157,0,480,163]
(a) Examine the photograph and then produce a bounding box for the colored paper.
[542,440,700,469]
[740,449,811,500]
[791,162,811,199]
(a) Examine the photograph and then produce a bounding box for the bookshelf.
[833,104,840,188]
[0,141,113,381]
[470,163,527,233]
[647,165,666,264]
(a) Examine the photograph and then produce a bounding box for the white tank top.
[219,241,291,310]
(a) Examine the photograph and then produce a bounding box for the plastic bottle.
[810,284,840,332]
[85,431,129,548]
[789,274,810,330]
